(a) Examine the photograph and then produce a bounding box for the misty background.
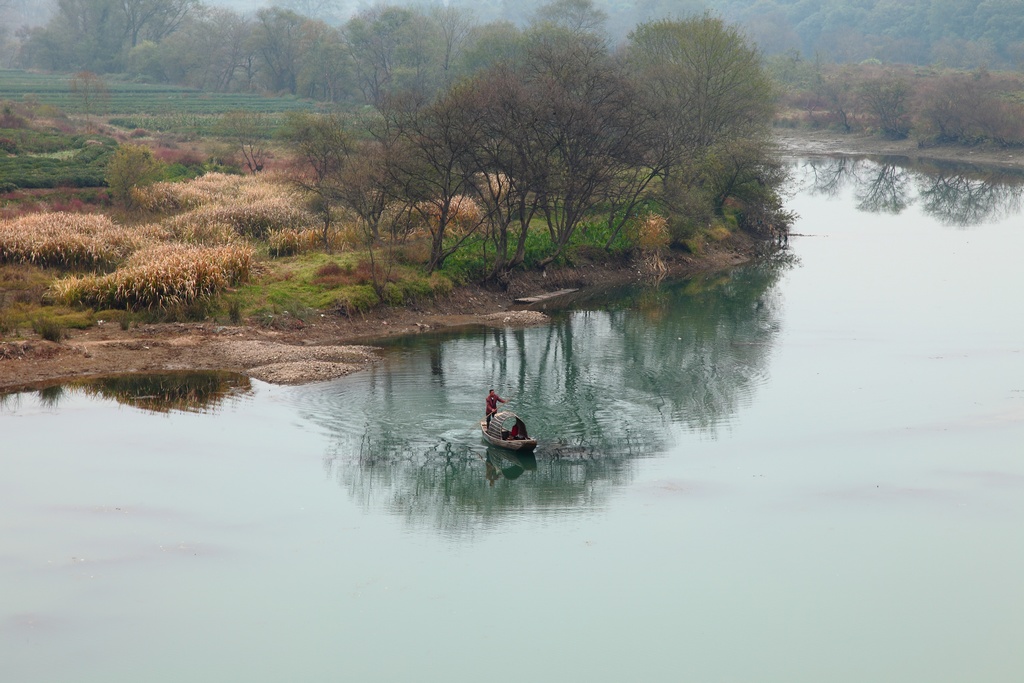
[3,0,1023,71]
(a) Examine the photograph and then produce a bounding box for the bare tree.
[69,70,108,125]
[429,5,474,86]
[219,110,269,174]
[531,0,608,37]
[859,72,912,139]
[119,0,199,49]
[517,33,653,267]
[280,111,353,251]
[383,90,488,272]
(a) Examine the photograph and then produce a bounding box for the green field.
[0,70,317,117]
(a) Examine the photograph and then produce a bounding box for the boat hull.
[480,420,538,452]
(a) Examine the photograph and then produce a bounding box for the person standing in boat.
[485,389,505,426]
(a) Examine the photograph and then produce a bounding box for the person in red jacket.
[485,389,505,426]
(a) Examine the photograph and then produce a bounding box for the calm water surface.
[3,158,1024,682]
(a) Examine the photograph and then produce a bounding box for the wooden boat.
[480,410,538,452]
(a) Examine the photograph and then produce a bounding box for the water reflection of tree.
[799,156,1024,226]
[0,372,252,414]
[306,256,791,534]
[856,164,913,213]
[595,255,790,434]
[918,170,1023,226]
[805,156,861,198]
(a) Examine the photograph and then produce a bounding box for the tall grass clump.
[268,228,323,257]
[130,173,251,212]
[0,213,160,269]
[190,200,315,239]
[162,200,315,242]
[32,316,66,342]
[52,244,254,310]
[161,213,239,245]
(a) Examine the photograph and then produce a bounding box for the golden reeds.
[268,228,323,257]
[0,213,162,269]
[52,244,254,310]
[637,213,670,252]
[412,195,484,236]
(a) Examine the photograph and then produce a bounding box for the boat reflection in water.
[301,254,793,533]
[484,448,537,487]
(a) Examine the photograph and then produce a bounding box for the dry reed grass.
[637,214,670,252]
[268,228,324,257]
[131,173,258,212]
[0,213,162,269]
[413,195,483,237]
[160,197,315,242]
[52,243,254,309]
[133,173,316,241]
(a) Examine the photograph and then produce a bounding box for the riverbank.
[774,127,1024,169]
[7,128,1016,393]
[0,238,752,392]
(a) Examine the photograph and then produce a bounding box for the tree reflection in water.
[800,156,1024,226]
[309,255,792,533]
[0,371,252,414]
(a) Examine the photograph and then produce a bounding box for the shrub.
[106,143,164,206]
[228,299,242,324]
[637,214,670,252]
[333,285,379,316]
[32,317,66,342]
[310,259,367,287]
[0,310,14,336]
[428,273,453,297]
[382,282,403,306]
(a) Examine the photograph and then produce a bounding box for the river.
[2,156,1023,682]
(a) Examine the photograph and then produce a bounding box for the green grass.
[0,134,116,188]
[438,213,643,283]
[0,70,316,118]
[225,250,453,321]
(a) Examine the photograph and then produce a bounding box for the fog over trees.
[4,0,1024,72]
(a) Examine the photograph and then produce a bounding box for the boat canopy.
[486,411,529,440]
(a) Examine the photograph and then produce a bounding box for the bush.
[32,317,66,342]
[106,143,164,207]
[382,282,403,306]
[228,299,242,324]
[333,285,379,316]
[0,310,15,336]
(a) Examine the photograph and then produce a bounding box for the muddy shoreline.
[774,127,1024,169]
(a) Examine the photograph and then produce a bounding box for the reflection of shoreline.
[796,156,1024,226]
[0,371,252,414]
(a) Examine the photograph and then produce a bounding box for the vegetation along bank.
[3,8,798,390]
